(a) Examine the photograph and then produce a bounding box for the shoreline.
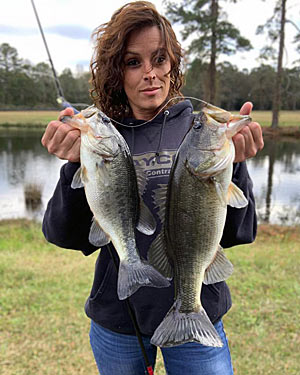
[262,126,300,139]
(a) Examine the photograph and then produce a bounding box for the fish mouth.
[60,113,90,132]
[202,103,251,124]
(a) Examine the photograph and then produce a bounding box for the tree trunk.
[264,146,276,223]
[272,0,287,128]
[209,0,218,103]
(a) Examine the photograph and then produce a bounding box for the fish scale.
[61,105,170,301]
[149,103,251,348]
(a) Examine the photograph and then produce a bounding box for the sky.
[1,0,299,75]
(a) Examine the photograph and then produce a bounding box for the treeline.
[183,59,300,111]
[0,43,300,111]
[0,43,92,110]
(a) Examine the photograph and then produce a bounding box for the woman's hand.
[41,107,81,163]
[233,102,264,163]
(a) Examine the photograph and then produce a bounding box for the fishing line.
[110,96,209,128]
[31,0,87,113]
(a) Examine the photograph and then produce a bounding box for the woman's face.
[123,26,171,120]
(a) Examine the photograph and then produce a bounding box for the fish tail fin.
[117,260,170,300]
[150,300,223,348]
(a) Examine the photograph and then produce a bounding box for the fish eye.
[101,113,110,123]
[193,120,202,130]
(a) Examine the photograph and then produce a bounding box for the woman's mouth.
[140,87,161,95]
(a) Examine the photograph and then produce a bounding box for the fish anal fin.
[227,182,248,208]
[136,198,157,235]
[88,218,110,247]
[203,246,233,285]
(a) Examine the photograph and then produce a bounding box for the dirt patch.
[258,224,300,241]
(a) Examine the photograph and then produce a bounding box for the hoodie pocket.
[206,283,221,298]
[89,260,114,303]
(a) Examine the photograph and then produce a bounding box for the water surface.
[0,129,299,225]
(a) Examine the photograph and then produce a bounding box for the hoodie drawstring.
[155,110,169,157]
[128,110,170,159]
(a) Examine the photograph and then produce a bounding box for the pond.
[0,128,300,225]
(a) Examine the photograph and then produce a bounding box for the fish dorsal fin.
[71,167,84,189]
[135,163,148,197]
[136,198,157,235]
[153,183,168,224]
[227,182,248,208]
[203,246,233,285]
[88,218,110,247]
[148,232,173,279]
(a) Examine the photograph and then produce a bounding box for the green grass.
[0,111,60,129]
[224,225,300,374]
[251,110,300,128]
[0,220,299,374]
[0,110,299,129]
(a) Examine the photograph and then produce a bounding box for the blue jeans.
[89,320,233,375]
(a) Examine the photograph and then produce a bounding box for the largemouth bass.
[61,106,169,300]
[149,103,251,347]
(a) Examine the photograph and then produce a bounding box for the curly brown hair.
[90,1,184,120]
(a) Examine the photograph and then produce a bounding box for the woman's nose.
[143,63,156,80]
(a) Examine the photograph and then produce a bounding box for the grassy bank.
[0,220,299,374]
[0,111,60,129]
[0,110,299,130]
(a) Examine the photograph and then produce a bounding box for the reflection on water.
[0,129,64,221]
[247,140,300,225]
[0,129,300,225]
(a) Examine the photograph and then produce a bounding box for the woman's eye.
[155,55,166,64]
[126,59,140,67]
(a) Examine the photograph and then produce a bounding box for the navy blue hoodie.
[42,100,257,336]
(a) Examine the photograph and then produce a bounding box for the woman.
[41,2,264,374]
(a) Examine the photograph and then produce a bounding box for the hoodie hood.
[119,99,194,127]
[115,100,194,158]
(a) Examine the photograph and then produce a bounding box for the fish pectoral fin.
[88,218,110,247]
[203,246,234,284]
[148,231,173,279]
[136,198,157,235]
[95,160,111,187]
[214,179,228,207]
[71,167,84,189]
[227,182,248,208]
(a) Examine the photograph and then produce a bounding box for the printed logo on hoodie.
[133,151,176,179]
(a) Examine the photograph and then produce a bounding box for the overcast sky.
[1,0,299,74]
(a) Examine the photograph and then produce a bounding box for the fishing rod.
[30,0,78,112]
[107,243,154,375]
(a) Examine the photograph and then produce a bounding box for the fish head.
[61,106,120,157]
[191,103,251,149]
[186,103,251,176]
